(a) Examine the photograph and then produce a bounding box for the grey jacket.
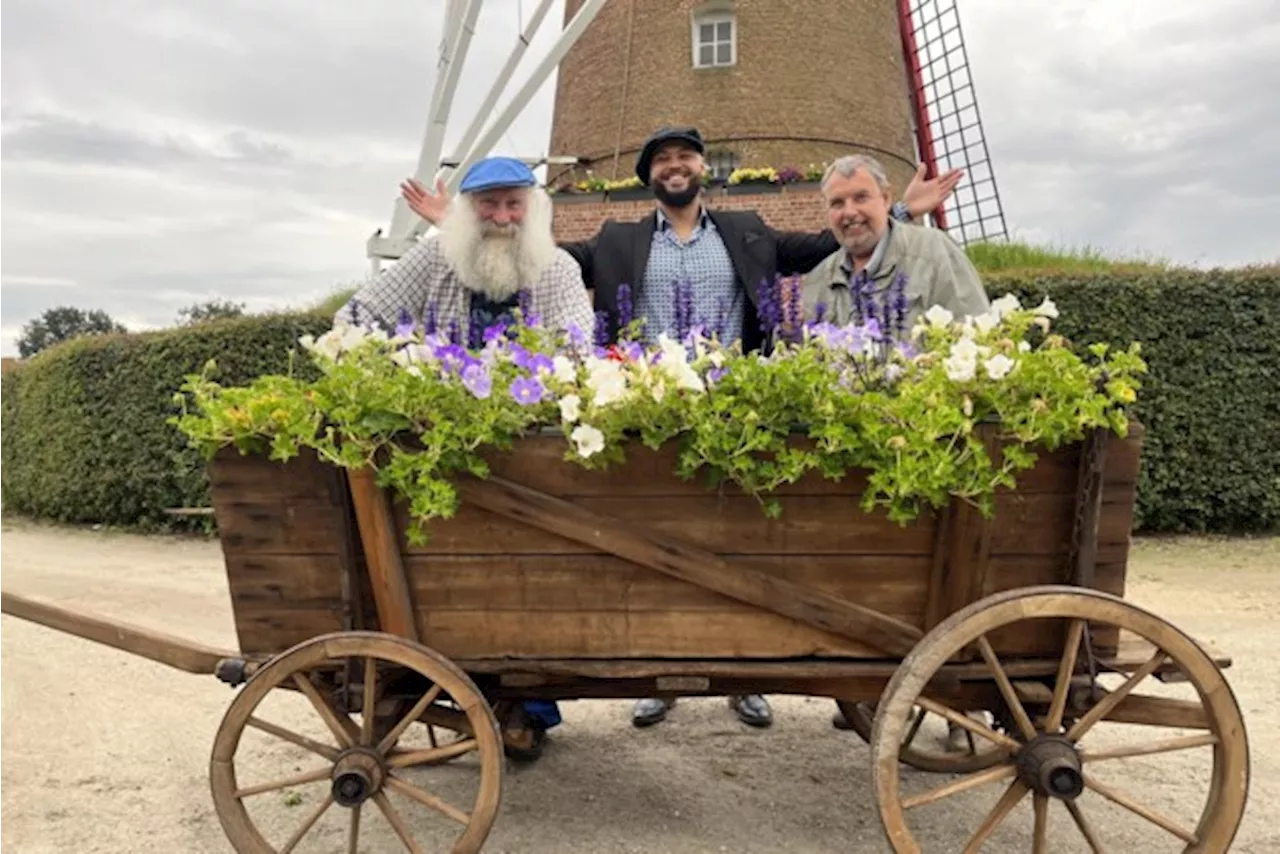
[799,220,989,335]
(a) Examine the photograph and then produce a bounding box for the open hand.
[902,163,964,219]
[400,176,450,226]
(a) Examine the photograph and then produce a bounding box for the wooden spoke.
[427,724,440,749]
[902,708,927,749]
[388,738,479,769]
[292,672,357,749]
[279,793,333,854]
[1032,794,1048,854]
[1082,732,1219,763]
[962,779,1029,853]
[246,716,340,761]
[916,696,1022,752]
[234,765,333,798]
[1047,618,1086,733]
[386,774,472,825]
[976,635,1037,741]
[1084,774,1198,844]
[901,763,1016,810]
[1067,651,1168,742]
[374,790,425,854]
[1065,800,1105,852]
[361,656,378,746]
[376,683,444,755]
[348,804,361,854]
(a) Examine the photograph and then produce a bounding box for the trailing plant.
[172,282,1145,544]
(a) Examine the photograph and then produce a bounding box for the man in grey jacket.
[800,154,989,333]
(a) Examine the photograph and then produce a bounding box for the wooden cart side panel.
[209,447,361,656]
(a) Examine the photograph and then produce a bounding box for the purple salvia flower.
[349,299,362,326]
[518,288,533,323]
[814,301,827,324]
[461,363,492,399]
[593,309,611,346]
[891,271,909,339]
[756,277,782,337]
[509,376,545,406]
[714,296,729,341]
[618,283,634,328]
[467,313,485,350]
[394,308,416,339]
[673,278,695,340]
[446,318,461,346]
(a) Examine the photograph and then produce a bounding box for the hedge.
[984,265,1279,532]
[1,311,331,530]
[2,267,1277,533]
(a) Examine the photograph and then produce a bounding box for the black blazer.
[559,209,840,352]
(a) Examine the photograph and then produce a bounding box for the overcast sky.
[3,0,1278,356]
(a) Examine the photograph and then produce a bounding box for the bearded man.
[335,156,593,342]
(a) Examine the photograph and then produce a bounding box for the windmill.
[365,0,1007,272]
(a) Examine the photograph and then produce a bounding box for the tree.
[17,306,127,358]
[176,299,246,326]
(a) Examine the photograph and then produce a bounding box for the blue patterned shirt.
[634,208,742,345]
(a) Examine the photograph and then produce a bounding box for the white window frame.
[691,12,736,69]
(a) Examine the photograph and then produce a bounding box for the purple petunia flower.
[483,321,508,343]
[510,376,545,406]
[708,366,729,385]
[566,321,588,350]
[434,343,470,375]
[461,363,492,399]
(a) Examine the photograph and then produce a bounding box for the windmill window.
[692,13,736,68]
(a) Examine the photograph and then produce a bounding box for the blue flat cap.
[459,156,537,193]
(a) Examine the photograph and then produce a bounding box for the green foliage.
[966,240,1172,276]
[173,298,1143,544]
[17,306,128,358]
[177,298,246,325]
[984,265,1280,532]
[1,311,332,529]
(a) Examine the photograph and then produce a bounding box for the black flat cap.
[635,125,705,185]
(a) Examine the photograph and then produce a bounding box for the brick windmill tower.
[547,0,1008,243]
[366,0,1005,268]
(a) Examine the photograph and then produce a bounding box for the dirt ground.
[1,518,1277,853]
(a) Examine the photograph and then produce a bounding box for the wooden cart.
[0,423,1251,852]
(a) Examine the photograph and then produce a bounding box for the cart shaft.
[1,590,238,675]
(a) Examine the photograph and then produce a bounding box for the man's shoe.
[831,707,855,730]
[729,694,772,728]
[632,697,672,727]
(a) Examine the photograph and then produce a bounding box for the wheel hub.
[1016,735,1084,801]
[330,748,386,808]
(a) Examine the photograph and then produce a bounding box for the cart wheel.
[837,700,1010,774]
[374,696,472,767]
[210,631,502,854]
[872,586,1249,853]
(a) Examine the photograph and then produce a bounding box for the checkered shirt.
[634,208,742,344]
[334,236,595,340]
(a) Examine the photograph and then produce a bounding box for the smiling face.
[649,141,705,207]
[823,167,893,260]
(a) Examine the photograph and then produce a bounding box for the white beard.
[438,186,558,301]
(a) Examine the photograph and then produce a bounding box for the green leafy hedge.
[2,267,1277,533]
[984,265,1279,532]
[1,311,331,530]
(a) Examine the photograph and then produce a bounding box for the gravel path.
[2,519,1277,853]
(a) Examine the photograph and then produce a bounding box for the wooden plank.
[209,446,343,501]
[404,554,930,616]
[418,610,887,658]
[989,491,1135,556]
[212,497,350,555]
[402,494,937,556]
[458,658,906,678]
[456,476,924,655]
[477,432,1143,498]
[347,468,419,641]
[224,555,346,605]
[230,607,346,656]
[0,591,237,674]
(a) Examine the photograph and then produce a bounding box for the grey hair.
[821,154,890,191]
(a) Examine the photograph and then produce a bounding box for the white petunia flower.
[559,394,581,423]
[587,360,629,407]
[571,424,605,458]
[924,305,954,328]
[991,293,1021,318]
[1033,297,1060,319]
[973,311,999,334]
[1018,340,1032,353]
[984,353,1016,380]
[944,354,976,382]
[950,337,980,361]
[553,355,577,383]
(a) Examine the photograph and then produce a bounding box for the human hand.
[400,176,450,226]
[902,163,964,219]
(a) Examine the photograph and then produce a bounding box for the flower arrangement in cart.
[173,275,1145,542]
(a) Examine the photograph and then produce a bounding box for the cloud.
[2,0,1278,356]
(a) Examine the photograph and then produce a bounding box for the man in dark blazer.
[396,126,961,729]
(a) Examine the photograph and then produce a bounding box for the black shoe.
[832,706,856,730]
[729,694,772,728]
[503,726,546,763]
[632,697,672,727]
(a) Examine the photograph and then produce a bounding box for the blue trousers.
[522,700,561,730]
